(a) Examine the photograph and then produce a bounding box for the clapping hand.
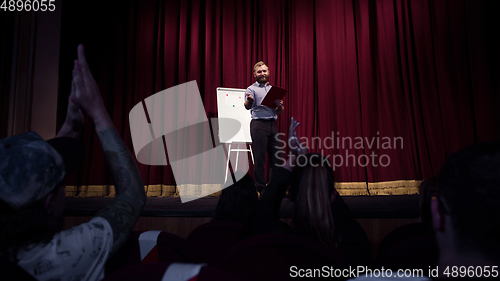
[72,44,113,130]
[55,70,84,138]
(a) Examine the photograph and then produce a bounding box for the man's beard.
[256,75,269,84]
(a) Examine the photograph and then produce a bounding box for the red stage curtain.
[58,0,500,196]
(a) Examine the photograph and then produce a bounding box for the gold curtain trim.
[66,185,111,197]
[65,184,221,197]
[177,184,224,198]
[335,182,370,196]
[368,180,421,195]
[66,180,421,197]
[144,184,177,197]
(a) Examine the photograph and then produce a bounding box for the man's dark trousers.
[250,119,281,192]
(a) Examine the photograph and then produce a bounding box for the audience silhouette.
[0,44,146,281]
[252,117,372,267]
[4,44,497,281]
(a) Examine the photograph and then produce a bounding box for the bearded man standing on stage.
[244,62,284,197]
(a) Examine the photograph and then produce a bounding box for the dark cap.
[0,132,85,210]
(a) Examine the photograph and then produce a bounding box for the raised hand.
[288,116,299,138]
[73,44,109,128]
[56,73,84,138]
[71,44,146,255]
[288,117,307,156]
[283,117,306,171]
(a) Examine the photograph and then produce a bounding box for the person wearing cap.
[0,45,146,281]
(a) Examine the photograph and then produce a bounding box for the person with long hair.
[213,172,259,227]
[289,153,337,249]
[252,117,372,266]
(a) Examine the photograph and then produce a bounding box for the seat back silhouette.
[378,222,432,255]
[106,230,201,275]
[222,233,350,281]
[376,223,438,271]
[187,221,244,267]
[103,262,251,281]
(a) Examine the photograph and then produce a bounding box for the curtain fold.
[59,0,500,197]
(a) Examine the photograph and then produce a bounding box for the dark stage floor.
[65,195,420,219]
